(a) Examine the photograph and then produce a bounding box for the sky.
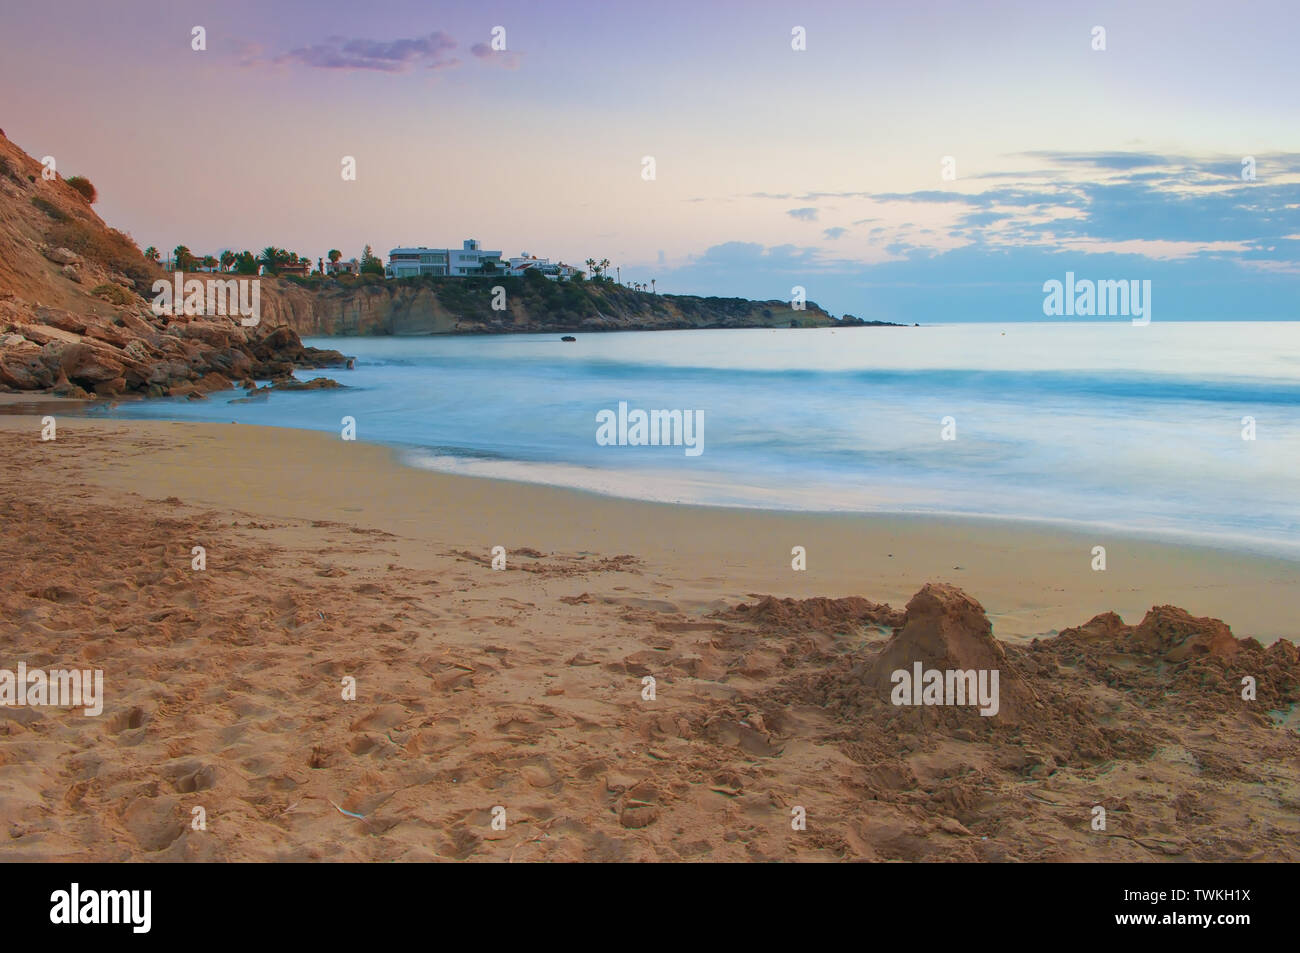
[2,0,1299,319]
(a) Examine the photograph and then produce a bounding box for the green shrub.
[31,195,68,221]
[47,220,156,290]
[90,283,133,306]
[66,175,97,203]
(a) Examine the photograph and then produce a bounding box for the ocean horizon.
[84,321,1300,558]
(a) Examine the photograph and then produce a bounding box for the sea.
[90,322,1300,557]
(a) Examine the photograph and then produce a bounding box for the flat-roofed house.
[507,253,579,281]
[386,240,503,278]
[326,258,361,276]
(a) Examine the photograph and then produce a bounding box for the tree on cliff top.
[360,245,384,276]
[258,246,288,274]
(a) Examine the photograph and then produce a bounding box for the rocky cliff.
[0,131,888,400]
[0,134,346,398]
[252,271,866,337]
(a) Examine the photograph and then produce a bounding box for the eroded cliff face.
[255,278,843,337]
[255,283,465,336]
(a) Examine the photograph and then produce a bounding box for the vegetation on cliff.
[271,268,891,336]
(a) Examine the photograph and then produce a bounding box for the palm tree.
[173,245,194,271]
[258,246,284,274]
[202,255,218,272]
[598,258,610,280]
[219,250,235,272]
[651,278,656,294]
[143,246,161,265]
[328,249,342,264]
[585,257,597,277]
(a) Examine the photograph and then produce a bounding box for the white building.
[386,239,504,278]
[326,257,360,276]
[507,253,579,281]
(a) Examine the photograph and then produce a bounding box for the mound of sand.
[726,594,903,633]
[1057,605,1244,662]
[863,583,1038,723]
[1045,605,1299,715]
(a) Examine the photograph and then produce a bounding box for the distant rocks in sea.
[270,376,341,391]
[838,314,908,327]
[226,377,341,401]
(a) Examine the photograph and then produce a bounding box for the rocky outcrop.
[0,295,347,398]
[0,135,350,398]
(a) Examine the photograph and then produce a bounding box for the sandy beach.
[1,413,1297,861]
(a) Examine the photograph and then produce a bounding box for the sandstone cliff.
[0,134,346,398]
[254,271,864,337]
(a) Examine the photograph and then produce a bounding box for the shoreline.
[396,448,1300,564]
[9,390,1300,565]
[5,413,1297,643]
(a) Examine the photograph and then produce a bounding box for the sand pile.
[863,583,1038,724]
[726,594,903,633]
[787,580,1295,764]
[1043,606,1300,716]
[1056,605,1242,661]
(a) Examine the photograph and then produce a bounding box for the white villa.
[507,254,580,281]
[385,241,579,281]
[326,257,360,276]
[386,239,504,278]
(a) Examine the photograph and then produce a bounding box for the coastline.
[7,414,1297,643]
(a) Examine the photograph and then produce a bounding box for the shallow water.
[91,322,1300,555]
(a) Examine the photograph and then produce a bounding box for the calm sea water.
[94,323,1300,555]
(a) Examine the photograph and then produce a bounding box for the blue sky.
[1,0,1297,318]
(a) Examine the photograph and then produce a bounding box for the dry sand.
[0,415,1296,861]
